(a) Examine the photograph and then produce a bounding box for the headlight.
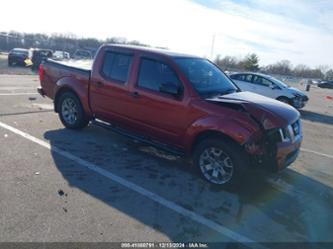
[278,126,291,142]
[278,120,301,143]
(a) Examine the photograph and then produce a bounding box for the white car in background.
[53,51,70,60]
[229,72,309,109]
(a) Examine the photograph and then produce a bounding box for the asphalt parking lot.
[1,74,333,246]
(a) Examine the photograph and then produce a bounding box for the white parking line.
[301,148,333,159]
[0,121,260,247]
[0,93,38,96]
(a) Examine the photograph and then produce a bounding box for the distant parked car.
[73,49,92,60]
[8,48,32,66]
[53,50,70,61]
[318,81,333,89]
[31,49,53,70]
[309,79,321,85]
[229,72,309,109]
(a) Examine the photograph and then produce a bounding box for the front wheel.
[57,91,89,129]
[193,138,248,186]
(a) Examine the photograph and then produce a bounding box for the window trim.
[100,51,134,84]
[135,56,184,98]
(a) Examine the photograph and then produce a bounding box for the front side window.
[137,58,181,92]
[268,76,288,88]
[175,58,237,97]
[252,75,272,87]
[101,52,133,83]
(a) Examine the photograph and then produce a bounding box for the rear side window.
[137,58,181,92]
[230,74,240,80]
[244,74,253,82]
[101,52,133,83]
[231,74,252,82]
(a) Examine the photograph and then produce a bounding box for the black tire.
[277,96,291,105]
[57,91,89,129]
[193,138,248,186]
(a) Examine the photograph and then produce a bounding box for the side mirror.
[159,82,181,96]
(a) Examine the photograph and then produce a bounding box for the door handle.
[96,81,104,88]
[129,91,140,98]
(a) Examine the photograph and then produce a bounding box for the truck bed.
[40,59,92,100]
[49,59,93,71]
[45,59,92,75]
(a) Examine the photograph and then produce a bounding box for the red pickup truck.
[38,44,302,186]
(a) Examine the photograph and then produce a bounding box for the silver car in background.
[229,72,309,109]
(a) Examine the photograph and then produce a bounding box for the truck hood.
[207,91,300,129]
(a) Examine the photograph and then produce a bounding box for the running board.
[91,119,185,156]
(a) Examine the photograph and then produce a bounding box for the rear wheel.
[57,92,89,129]
[193,138,248,186]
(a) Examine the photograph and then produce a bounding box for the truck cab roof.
[104,44,200,59]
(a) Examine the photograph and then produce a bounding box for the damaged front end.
[244,120,302,171]
[292,95,309,109]
[206,92,302,171]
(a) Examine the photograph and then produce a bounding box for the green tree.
[264,60,292,75]
[214,55,238,70]
[243,53,259,71]
[325,69,333,80]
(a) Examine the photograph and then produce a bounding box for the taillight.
[39,64,44,82]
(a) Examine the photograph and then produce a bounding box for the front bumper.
[252,120,303,171]
[271,119,302,171]
[292,95,308,109]
[275,136,302,170]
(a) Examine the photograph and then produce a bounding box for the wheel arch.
[183,116,256,155]
[53,76,92,117]
[190,130,244,156]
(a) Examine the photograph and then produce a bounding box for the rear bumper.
[8,56,27,65]
[37,87,45,97]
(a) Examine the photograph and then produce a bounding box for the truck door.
[89,51,134,124]
[125,56,189,147]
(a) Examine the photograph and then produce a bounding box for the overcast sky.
[1,0,332,67]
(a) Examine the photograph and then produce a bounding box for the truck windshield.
[174,58,238,97]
